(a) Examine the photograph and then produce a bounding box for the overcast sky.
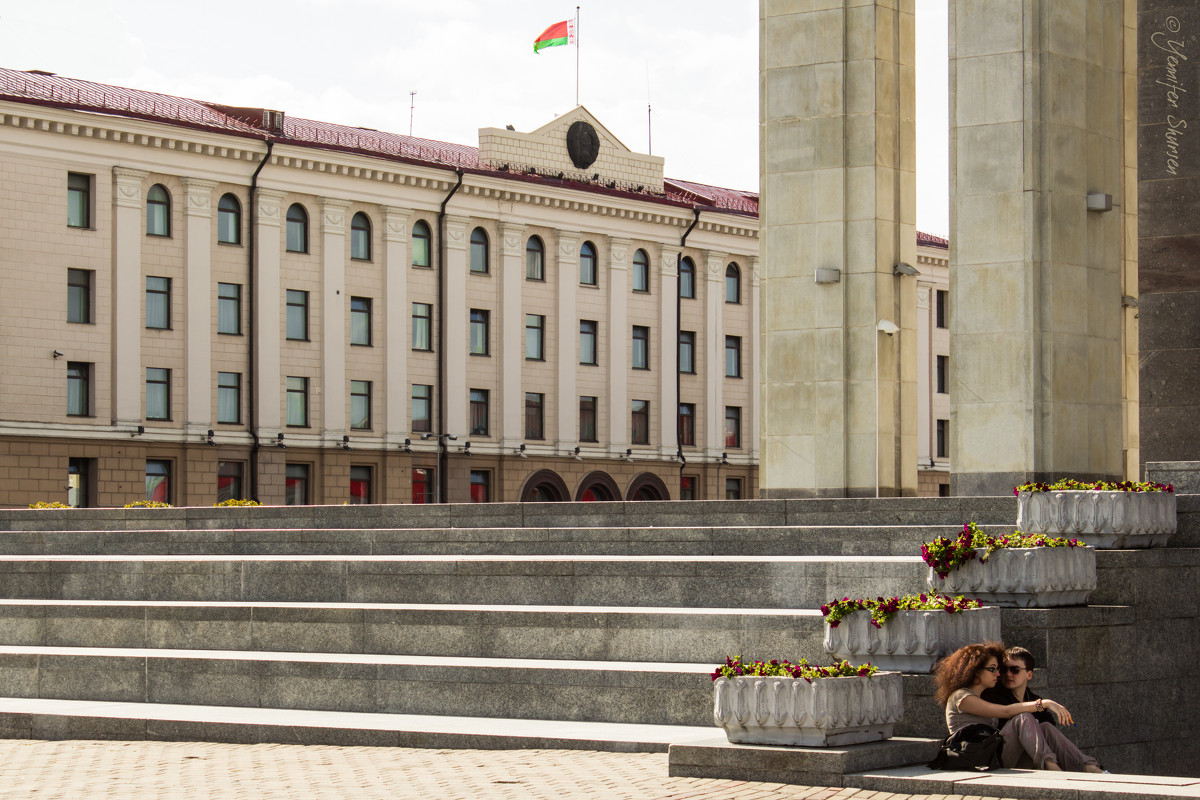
[1,0,950,236]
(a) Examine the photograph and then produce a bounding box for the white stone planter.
[712,672,902,746]
[823,606,1001,672]
[1016,490,1176,548]
[927,546,1096,608]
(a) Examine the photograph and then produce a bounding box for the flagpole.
[575,5,580,106]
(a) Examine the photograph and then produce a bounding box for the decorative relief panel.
[917,287,931,308]
[320,198,350,232]
[499,223,526,254]
[659,247,680,277]
[607,237,631,270]
[445,215,469,249]
[382,206,412,242]
[255,190,286,226]
[183,179,217,216]
[112,167,148,209]
[557,231,580,259]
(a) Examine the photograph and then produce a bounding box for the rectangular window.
[631,399,649,445]
[579,396,597,442]
[470,309,490,356]
[146,367,170,421]
[67,362,91,417]
[218,283,241,335]
[67,269,92,324]
[412,302,432,351]
[632,326,649,370]
[580,320,598,365]
[68,458,93,508]
[349,465,372,504]
[680,476,696,501]
[678,403,695,446]
[470,389,489,436]
[350,380,371,430]
[725,478,743,500]
[936,354,948,394]
[470,470,491,503]
[67,173,91,228]
[725,406,742,448]
[679,331,695,374]
[525,392,545,440]
[217,372,241,424]
[146,460,171,503]
[939,483,951,497]
[286,376,309,427]
[525,314,545,360]
[285,463,309,505]
[350,297,372,346]
[936,290,948,329]
[412,468,435,504]
[937,418,949,459]
[286,290,309,341]
[411,384,432,433]
[217,461,243,503]
[725,336,742,378]
[146,276,171,329]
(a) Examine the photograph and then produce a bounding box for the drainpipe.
[677,208,701,494]
[436,170,464,503]
[247,139,274,502]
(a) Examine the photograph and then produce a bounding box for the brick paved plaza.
[0,739,985,800]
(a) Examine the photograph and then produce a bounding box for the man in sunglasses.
[982,646,1104,772]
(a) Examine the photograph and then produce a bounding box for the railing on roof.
[285,120,478,168]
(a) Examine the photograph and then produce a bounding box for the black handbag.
[928,723,1005,771]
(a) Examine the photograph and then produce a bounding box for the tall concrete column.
[555,231,580,453]
[658,245,680,459]
[254,189,285,435]
[499,222,526,448]
[182,178,216,436]
[759,1,917,497]
[443,215,470,437]
[111,167,147,429]
[950,0,1127,493]
[320,198,349,443]
[381,206,411,444]
[606,237,631,453]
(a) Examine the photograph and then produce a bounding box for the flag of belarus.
[534,19,575,53]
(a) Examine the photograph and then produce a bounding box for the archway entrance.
[625,472,669,501]
[518,469,570,502]
[574,471,621,501]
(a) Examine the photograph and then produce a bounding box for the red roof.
[0,68,758,217]
[917,231,949,249]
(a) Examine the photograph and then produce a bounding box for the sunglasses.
[1001,666,1027,675]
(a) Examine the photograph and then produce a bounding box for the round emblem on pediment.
[566,120,600,169]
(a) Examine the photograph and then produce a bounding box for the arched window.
[411,220,431,267]
[351,212,371,260]
[286,203,308,253]
[679,257,696,299]
[470,227,489,273]
[579,241,597,286]
[217,194,241,245]
[146,184,171,237]
[725,263,741,304]
[526,236,545,280]
[632,249,650,293]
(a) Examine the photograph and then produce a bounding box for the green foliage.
[214,498,262,507]
[712,656,879,682]
[1014,479,1173,495]
[921,522,1083,578]
[124,500,172,508]
[28,501,70,509]
[821,593,982,629]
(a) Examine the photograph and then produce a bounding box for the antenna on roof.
[646,60,652,155]
[409,91,417,136]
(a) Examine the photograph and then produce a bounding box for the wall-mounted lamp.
[876,319,899,336]
[446,434,459,441]
[461,441,472,456]
[720,452,729,466]
[624,448,634,463]
[573,446,582,461]
[131,425,144,438]
[341,435,351,451]
[421,433,435,440]
[517,443,528,458]
[276,433,286,449]
[1086,192,1113,212]
[814,268,841,285]
[52,350,64,359]
[206,429,215,447]
[401,438,413,453]
[893,261,920,277]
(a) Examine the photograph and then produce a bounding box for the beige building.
[0,68,762,506]
[915,232,951,497]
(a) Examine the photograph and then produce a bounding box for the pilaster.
[606,237,631,450]
[320,197,350,443]
[182,178,217,436]
[443,215,470,437]
[254,188,285,434]
[111,167,147,429]
[555,231,580,452]
[382,206,411,444]
[657,245,680,459]
[703,250,726,455]
[499,222,527,447]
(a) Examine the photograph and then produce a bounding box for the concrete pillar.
[182,178,216,436]
[747,255,761,466]
[555,231,580,453]
[759,0,918,497]
[606,237,631,452]
[254,189,285,435]
[950,0,1127,493]
[381,206,411,445]
[443,215,470,437]
[320,198,349,443]
[703,250,726,457]
[111,167,147,429]
[658,244,680,460]
[499,222,526,448]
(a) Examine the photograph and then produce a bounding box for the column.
[703,250,726,457]
[555,231,580,453]
[382,206,411,445]
[759,1,917,497]
[111,167,147,429]
[320,198,349,443]
[499,222,526,448]
[657,244,680,459]
[950,0,1126,492]
[606,237,631,452]
[183,178,217,437]
[443,215,469,436]
[254,189,285,435]
[747,255,761,464]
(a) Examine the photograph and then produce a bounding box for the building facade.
[0,69,761,506]
[915,232,951,497]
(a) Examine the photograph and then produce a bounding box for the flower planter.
[927,545,1096,608]
[823,607,1001,672]
[712,672,902,746]
[1017,490,1176,548]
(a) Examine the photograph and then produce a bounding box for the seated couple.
[934,642,1104,772]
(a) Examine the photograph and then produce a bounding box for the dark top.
[980,685,1056,726]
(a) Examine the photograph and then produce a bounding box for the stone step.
[0,600,829,664]
[0,554,926,608]
[0,645,720,726]
[0,696,715,752]
[0,524,1007,557]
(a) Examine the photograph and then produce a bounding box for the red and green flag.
[534,19,575,53]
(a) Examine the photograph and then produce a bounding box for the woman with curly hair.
[934,642,1102,772]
